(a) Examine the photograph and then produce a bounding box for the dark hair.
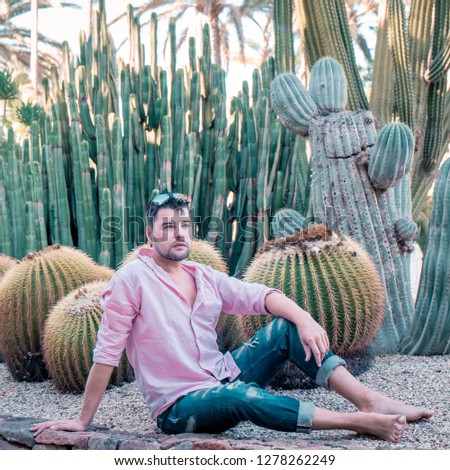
[145,192,190,229]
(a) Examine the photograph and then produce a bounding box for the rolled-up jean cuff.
[315,355,347,389]
[296,401,315,434]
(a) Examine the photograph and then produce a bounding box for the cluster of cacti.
[295,0,449,222]
[270,58,416,353]
[0,0,446,363]
[43,281,134,393]
[401,159,450,355]
[0,245,113,381]
[237,223,385,356]
[0,3,310,278]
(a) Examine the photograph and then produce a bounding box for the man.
[31,192,433,442]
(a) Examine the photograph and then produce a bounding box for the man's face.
[146,207,192,261]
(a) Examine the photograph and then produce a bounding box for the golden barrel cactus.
[43,281,134,393]
[0,245,113,381]
[240,225,385,356]
[0,254,19,282]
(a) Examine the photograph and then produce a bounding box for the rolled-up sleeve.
[210,268,283,315]
[93,270,140,367]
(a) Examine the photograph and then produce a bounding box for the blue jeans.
[157,317,346,434]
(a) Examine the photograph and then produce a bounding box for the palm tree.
[110,0,273,68]
[30,0,38,90]
[0,1,79,85]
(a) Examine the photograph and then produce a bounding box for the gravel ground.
[0,355,448,449]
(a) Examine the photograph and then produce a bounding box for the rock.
[33,444,69,450]
[88,435,119,450]
[169,441,194,450]
[35,430,110,450]
[118,439,161,450]
[192,439,233,450]
[0,437,30,450]
[230,443,270,450]
[0,416,46,448]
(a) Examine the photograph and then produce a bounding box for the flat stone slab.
[35,430,111,450]
[0,416,46,448]
[0,415,379,450]
[0,437,30,450]
[118,439,161,450]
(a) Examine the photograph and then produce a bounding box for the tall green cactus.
[295,0,369,111]
[0,156,12,257]
[295,0,449,222]
[271,58,416,353]
[402,159,450,355]
[274,0,295,74]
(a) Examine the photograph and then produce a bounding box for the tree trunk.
[210,4,221,66]
[31,0,38,92]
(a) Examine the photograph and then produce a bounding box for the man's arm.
[30,267,140,437]
[30,362,114,437]
[265,291,330,368]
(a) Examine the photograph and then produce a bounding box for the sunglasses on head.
[149,192,191,207]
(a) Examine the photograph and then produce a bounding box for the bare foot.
[359,391,434,422]
[354,413,406,443]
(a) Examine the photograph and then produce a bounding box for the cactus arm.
[424,36,450,83]
[0,156,13,256]
[370,0,394,126]
[408,0,436,127]
[99,188,112,267]
[294,0,326,70]
[388,0,414,128]
[274,0,295,74]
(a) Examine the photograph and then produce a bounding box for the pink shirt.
[93,246,282,420]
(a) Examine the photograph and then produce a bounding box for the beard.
[154,243,191,261]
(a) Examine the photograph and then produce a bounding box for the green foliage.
[16,101,44,127]
[0,68,19,101]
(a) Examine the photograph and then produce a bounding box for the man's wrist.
[77,416,91,428]
[293,307,313,326]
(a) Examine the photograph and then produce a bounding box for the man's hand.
[296,315,330,367]
[29,417,88,438]
[265,291,330,367]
